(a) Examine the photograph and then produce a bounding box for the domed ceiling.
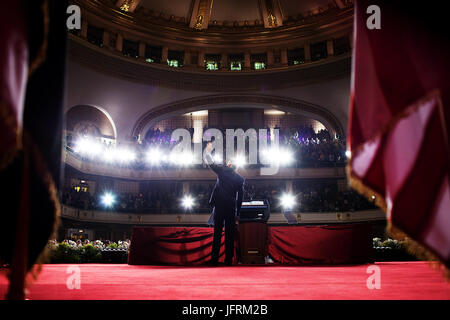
[114,0,352,29]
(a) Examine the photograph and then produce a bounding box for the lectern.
[238,200,270,264]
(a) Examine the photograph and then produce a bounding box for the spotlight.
[101,192,115,208]
[233,155,246,168]
[102,149,117,163]
[280,193,296,210]
[146,148,164,165]
[278,149,294,165]
[180,152,194,165]
[345,150,351,158]
[261,148,294,166]
[170,151,194,166]
[181,195,194,209]
[169,152,178,164]
[116,149,136,163]
[213,154,222,163]
[74,137,101,157]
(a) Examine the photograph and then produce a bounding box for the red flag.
[0,0,28,169]
[0,0,67,299]
[348,1,450,268]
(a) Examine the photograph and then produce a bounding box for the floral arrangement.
[373,237,406,250]
[46,239,130,263]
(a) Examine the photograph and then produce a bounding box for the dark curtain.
[128,227,237,265]
[268,224,373,264]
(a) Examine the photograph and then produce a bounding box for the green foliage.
[373,237,406,250]
[107,242,118,249]
[81,244,102,262]
[50,242,82,263]
[47,240,130,263]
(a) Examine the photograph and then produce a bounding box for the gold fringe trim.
[28,0,49,76]
[1,0,54,289]
[346,164,387,212]
[1,131,61,285]
[23,131,61,283]
[347,89,449,279]
[0,100,22,172]
[387,222,449,280]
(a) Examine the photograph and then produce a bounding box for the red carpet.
[0,262,448,300]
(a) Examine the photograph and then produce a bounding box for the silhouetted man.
[204,142,245,266]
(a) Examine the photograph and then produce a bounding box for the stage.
[1,262,448,300]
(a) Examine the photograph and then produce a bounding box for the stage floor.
[0,262,448,300]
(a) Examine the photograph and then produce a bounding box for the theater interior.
[0,0,449,303]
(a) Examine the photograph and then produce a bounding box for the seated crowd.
[62,180,377,214]
[65,126,347,169]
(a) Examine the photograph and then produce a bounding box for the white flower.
[93,240,105,249]
[67,240,77,248]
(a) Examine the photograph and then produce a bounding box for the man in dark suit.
[204,142,245,266]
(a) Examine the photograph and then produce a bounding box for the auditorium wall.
[65,59,351,142]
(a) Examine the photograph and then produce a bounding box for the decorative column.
[259,0,283,29]
[189,0,214,30]
[220,53,228,70]
[184,50,192,66]
[244,52,251,69]
[304,42,311,62]
[327,39,334,56]
[138,41,146,58]
[162,46,168,64]
[280,48,288,66]
[198,51,205,68]
[102,30,110,48]
[115,33,123,52]
[267,49,274,67]
[81,19,88,38]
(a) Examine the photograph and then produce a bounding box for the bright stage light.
[73,138,101,157]
[278,149,293,165]
[146,148,164,165]
[101,192,116,207]
[170,151,194,166]
[180,152,194,165]
[102,148,117,163]
[233,155,246,168]
[261,148,294,165]
[345,150,351,158]
[213,154,222,163]
[115,149,136,163]
[280,193,296,210]
[181,195,194,209]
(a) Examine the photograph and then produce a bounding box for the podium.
[238,221,268,264]
[237,200,270,264]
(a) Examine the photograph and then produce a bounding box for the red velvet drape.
[128,224,373,265]
[128,227,237,265]
[268,224,373,264]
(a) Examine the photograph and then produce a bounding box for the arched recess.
[131,94,345,139]
[66,105,117,139]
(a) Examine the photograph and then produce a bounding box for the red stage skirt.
[128,223,372,265]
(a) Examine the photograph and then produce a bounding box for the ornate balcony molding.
[61,204,385,225]
[64,150,347,181]
[131,93,345,138]
[68,35,352,92]
[73,0,353,48]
